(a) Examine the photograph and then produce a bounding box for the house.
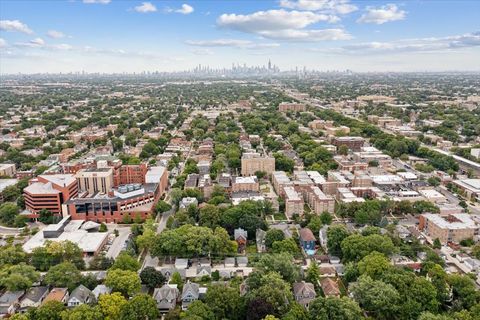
[160,268,186,280]
[236,256,248,268]
[19,286,49,311]
[181,281,200,310]
[299,228,316,253]
[196,266,212,278]
[67,285,95,307]
[0,291,24,317]
[153,284,179,313]
[224,257,235,268]
[43,288,69,305]
[256,229,267,253]
[234,228,248,253]
[92,285,111,300]
[175,258,189,270]
[319,226,328,250]
[319,266,337,278]
[320,278,340,297]
[293,281,316,308]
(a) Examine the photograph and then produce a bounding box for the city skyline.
[1,0,480,74]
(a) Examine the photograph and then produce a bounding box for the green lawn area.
[273,212,287,220]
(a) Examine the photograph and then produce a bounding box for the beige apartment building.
[305,186,335,214]
[278,102,306,112]
[419,214,478,244]
[75,167,114,195]
[0,163,16,177]
[232,176,259,193]
[284,186,304,217]
[241,152,275,176]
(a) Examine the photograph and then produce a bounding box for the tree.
[357,251,391,279]
[255,253,300,284]
[155,200,172,215]
[119,294,159,320]
[60,304,103,320]
[44,262,81,291]
[198,205,222,229]
[105,269,141,297]
[281,302,310,320]
[181,300,214,319]
[326,225,350,257]
[472,244,480,259]
[433,238,442,249]
[28,301,65,320]
[204,285,245,320]
[265,229,285,248]
[341,234,396,262]
[448,274,480,311]
[246,272,293,317]
[319,212,332,225]
[89,254,114,270]
[350,275,400,320]
[0,263,40,291]
[338,145,349,156]
[271,238,300,256]
[418,312,452,320]
[38,208,58,224]
[308,297,363,320]
[170,271,184,291]
[0,202,19,227]
[247,298,274,320]
[140,267,166,289]
[0,245,28,268]
[111,252,140,271]
[98,292,127,320]
[305,261,320,285]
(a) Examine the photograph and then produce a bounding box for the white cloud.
[218,9,337,33]
[191,48,214,55]
[134,2,157,13]
[185,39,280,49]
[83,0,111,4]
[217,9,349,42]
[357,4,406,24]
[0,20,33,34]
[0,38,7,48]
[15,37,45,48]
[338,32,480,54]
[176,4,194,15]
[51,44,73,50]
[259,28,351,41]
[47,30,65,39]
[279,0,357,14]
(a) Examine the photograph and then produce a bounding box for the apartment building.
[304,186,335,214]
[24,174,78,216]
[232,176,259,193]
[272,171,292,196]
[419,214,479,244]
[76,168,114,195]
[331,136,365,152]
[278,102,306,112]
[0,163,16,177]
[284,186,304,217]
[241,152,275,176]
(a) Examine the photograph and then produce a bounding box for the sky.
[0,0,479,74]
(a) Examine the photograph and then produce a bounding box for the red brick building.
[113,163,148,186]
[24,174,78,217]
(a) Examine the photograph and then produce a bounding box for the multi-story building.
[304,186,335,214]
[76,168,114,195]
[452,179,480,202]
[419,214,479,244]
[272,171,292,196]
[0,163,16,177]
[331,136,365,152]
[241,152,275,176]
[113,163,148,186]
[278,102,306,112]
[24,174,78,216]
[284,186,304,217]
[232,176,259,193]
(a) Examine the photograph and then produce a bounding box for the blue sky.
[1,0,479,73]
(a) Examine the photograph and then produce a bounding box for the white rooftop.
[423,214,477,230]
[419,189,446,200]
[145,166,166,184]
[235,176,258,184]
[24,182,61,195]
[284,186,301,201]
[0,179,18,193]
[40,174,76,187]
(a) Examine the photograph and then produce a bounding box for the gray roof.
[69,285,94,303]
[182,281,199,300]
[92,285,111,299]
[21,286,48,303]
[154,284,179,310]
[236,257,248,266]
[0,291,24,304]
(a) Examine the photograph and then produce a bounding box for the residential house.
[234,228,248,253]
[92,285,111,300]
[256,229,267,253]
[181,281,200,310]
[320,278,340,297]
[293,281,316,309]
[0,291,24,317]
[196,266,212,278]
[299,228,316,253]
[68,285,95,307]
[19,286,49,311]
[153,284,179,313]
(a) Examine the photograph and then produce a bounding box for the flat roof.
[419,189,445,199]
[40,174,76,187]
[0,179,18,192]
[284,186,301,201]
[24,182,61,195]
[145,166,166,183]
[423,214,477,230]
[235,176,257,184]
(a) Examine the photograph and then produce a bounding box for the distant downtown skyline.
[1,0,480,74]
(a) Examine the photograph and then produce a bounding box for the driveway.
[106,226,131,259]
